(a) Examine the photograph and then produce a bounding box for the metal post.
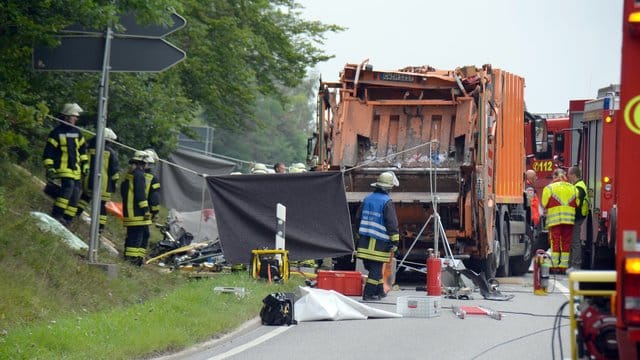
[88,27,113,264]
[275,203,286,250]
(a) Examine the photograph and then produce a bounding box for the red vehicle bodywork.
[524,115,571,196]
[615,1,640,357]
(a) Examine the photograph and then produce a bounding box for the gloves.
[46,167,56,181]
[390,246,398,253]
[144,213,152,221]
[82,163,90,175]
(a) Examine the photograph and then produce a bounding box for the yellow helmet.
[60,103,83,116]
[371,171,399,189]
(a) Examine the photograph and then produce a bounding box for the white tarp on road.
[294,286,402,322]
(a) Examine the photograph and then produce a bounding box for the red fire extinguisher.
[426,248,441,296]
[533,249,551,295]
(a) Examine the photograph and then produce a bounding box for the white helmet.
[131,150,149,163]
[289,162,307,173]
[251,163,268,174]
[371,171,399,189]
[104,128,117,141]
[144,149,159,164]
[61,103,83,116]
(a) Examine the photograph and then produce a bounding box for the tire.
[510,232,533,276]
[496,213,510,277]
[483,227,499,280]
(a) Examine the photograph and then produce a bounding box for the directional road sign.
[62,12,186,38]
[33,36,186,72]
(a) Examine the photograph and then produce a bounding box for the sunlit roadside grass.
[0,273,304,360]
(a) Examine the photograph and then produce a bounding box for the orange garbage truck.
[309,61,533,278]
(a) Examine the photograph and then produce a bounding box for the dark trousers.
[124,225,150,266]
[52,178,81,223]
[363,259,384,297]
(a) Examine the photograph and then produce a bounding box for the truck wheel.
[496,215,510,277]
[483,229,499,279]
[510,232,533,276]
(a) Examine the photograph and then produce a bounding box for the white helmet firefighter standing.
[75,127,121,233]
[355,171,400,301]
[120,150,159,266]
[42,102,88,226]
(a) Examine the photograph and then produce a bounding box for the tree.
[211,75,318,167]
[0,0,342,164]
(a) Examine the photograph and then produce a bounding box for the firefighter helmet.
[371,171,399,189]
[131,150,149,163]
[60,103,83,116]
[104,128,117,141]
[251,163,268,174]
[289,162,307,173]
[144,149,159,164]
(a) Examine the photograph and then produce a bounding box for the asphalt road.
[156,272,574,360]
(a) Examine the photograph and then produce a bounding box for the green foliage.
[0,0,342,166]
[212,76,318,166]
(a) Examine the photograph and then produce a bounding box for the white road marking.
[207,326,293,360]
[554,279,570,298]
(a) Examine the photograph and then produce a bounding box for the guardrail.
[568,270,616,360]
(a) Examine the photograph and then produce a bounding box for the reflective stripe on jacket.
[358,192,391,241]
[121,167,151,226]
[541,180,578,227]
[42,123,87,180]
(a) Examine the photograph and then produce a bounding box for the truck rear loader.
[310,61,534,278]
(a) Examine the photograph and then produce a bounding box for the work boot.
[362,294,381,301]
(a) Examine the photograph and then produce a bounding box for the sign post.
[33,12,187,265]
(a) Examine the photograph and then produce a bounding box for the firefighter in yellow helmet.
[76,128,120,233]
[120,150,154,266]
[355,171,400,301]
[42,103,88,226]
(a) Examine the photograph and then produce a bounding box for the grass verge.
[0,159,305,359]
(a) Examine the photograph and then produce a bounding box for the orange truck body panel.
[312,62,530,274]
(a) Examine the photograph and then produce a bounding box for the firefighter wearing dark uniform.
[42,103,88,226]
[121,151,154,266]
[76,128,120,233]
[541,169,579,272]
[143,149,161,224]
[567,165,589,270]
[356,171,400,301]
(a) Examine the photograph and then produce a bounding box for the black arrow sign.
[62,12,186,38]
[33,36,186,72]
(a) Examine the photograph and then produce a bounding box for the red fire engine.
[525,113,571,195]
[614,0,640,358]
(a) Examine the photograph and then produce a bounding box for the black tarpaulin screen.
[206,171,355,264]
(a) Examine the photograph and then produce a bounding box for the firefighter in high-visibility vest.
[567,165,589,270]
[143,149,161,221]
[42,103,88,226]
[355,171,400,301]
[541,168,580,273]
[525,169,542,227]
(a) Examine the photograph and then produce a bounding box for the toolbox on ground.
[316,270,363,296]
[396,295,442,318]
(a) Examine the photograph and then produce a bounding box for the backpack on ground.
[259,292,297,326]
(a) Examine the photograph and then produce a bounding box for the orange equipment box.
[317,270,363,296]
